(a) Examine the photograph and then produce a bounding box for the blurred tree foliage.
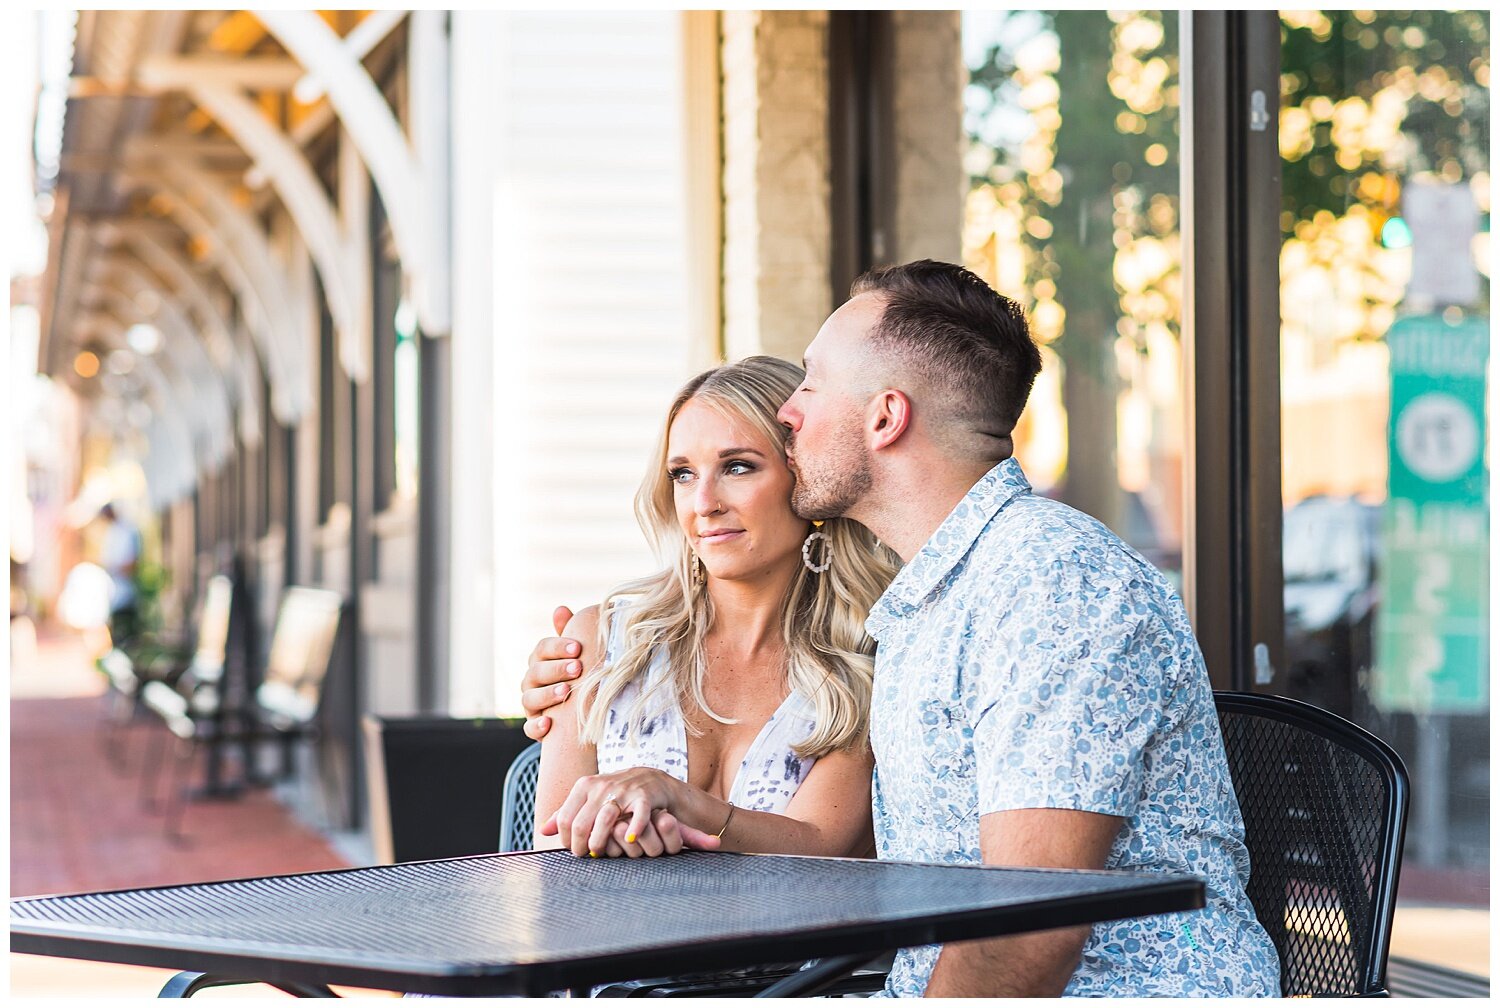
[965,10,1180,355]
[964,10,1180,529]
[1279,10,1490,236]
[962,9,1489,550]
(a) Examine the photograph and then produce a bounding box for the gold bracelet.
[714,802,735,839]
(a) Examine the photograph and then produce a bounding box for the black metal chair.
[142,585,344,838]
[100,573,234,768]
[499,741,543,852]
[1215,690,1409,997]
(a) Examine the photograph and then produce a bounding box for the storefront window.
[1278,9,1489,974]
[962,10,1185,585]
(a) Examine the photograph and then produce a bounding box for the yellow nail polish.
[626,833,636,843]
[589,850,597,858]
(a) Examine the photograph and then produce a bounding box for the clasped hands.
[541,766,723,859]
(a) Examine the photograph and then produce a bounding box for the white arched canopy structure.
[255,9,451,337]
[76,313,200,507]
[118,225,240,375]
[156,158,312,419]
[117,224,265,447]
[101,257,241,461]
[120,161,311,424]
[133,65,372,383]
[90,284,229,471]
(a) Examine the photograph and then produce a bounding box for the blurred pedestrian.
[97,502,142,646]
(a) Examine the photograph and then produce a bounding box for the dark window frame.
[317,291,338,521]
[370,194,401,517]
[828,10,896,301]
[1182,11,1285,692]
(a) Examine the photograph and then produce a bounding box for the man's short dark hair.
[850,260,1041,439]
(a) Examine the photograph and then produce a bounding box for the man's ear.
[866,389,912,451]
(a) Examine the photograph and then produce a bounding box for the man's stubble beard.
[789,434,873,522]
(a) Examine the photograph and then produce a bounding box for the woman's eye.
[725,460,755,476]
[668,468,693,484]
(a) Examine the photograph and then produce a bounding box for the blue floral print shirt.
[867,458,1280,997]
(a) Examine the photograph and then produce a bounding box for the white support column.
[446,9,501,715]
[254,10,450,335]
[145,401,199,505]
[281,220,321,421]
[408,10,452,339]
[450,11,695,716]
[337,127,372,382]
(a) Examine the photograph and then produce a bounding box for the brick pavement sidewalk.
[9,625,393,997]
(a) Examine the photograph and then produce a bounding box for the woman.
[535,356,898,859]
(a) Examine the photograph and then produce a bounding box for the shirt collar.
[865,457,1032,641]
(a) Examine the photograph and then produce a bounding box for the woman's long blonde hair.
[576,356,899,759]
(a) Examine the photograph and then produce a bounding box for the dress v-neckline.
[670,689,805,804]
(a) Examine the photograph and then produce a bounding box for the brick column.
[891,11,964,265]
[721,10,831,363]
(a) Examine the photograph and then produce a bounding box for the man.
[97,502,142,645]
[522,260,1280,996]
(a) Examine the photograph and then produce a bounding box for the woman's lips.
[698,530,745,546]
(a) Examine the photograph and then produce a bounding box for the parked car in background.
[1282,496,1382,719]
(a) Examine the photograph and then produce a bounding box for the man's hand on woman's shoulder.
[523,605,586,740]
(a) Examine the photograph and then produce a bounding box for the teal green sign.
[1373,314,1489,714]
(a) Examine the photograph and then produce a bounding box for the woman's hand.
[539,767,723,858]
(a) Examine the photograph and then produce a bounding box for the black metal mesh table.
[10,850,1204,996]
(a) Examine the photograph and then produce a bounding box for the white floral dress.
[595,610,817,814]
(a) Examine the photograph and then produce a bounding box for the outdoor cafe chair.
[100,573,234,767]
[499,741,543,853]
[141,585,344,839]
[1216,690,1409,997]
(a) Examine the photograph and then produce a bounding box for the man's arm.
[522,605,583,740]
[921,807,1123,998]
[532,607,601,847]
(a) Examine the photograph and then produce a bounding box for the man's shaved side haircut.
[850,260,1042,446]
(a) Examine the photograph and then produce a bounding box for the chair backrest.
[1214,691,1409,997]
[189,573,235,680]
[498,742,543,853]
[362,716,533,864]
[254,586,344,726]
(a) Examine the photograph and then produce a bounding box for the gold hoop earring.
[802,521,831,574]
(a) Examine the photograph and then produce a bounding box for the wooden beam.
[135,55,306,92]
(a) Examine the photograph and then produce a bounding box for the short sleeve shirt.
[867,459,1280,997]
